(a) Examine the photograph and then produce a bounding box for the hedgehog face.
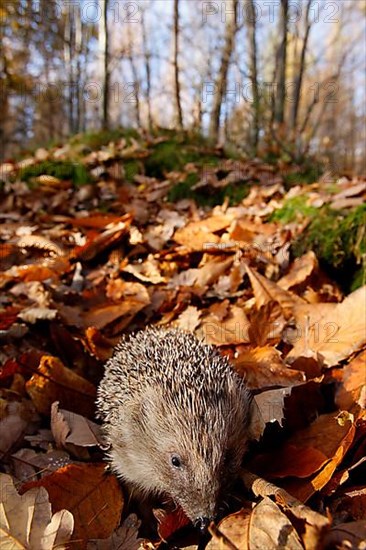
[130,383,250,524]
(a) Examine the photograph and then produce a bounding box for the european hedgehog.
[96,327,252,531]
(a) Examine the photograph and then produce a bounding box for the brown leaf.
[174,306,202,332]
[87,514,143,550]
[0,473,74,550]
[208,498,303,550]
[199,305,250,345]
[287,286,366,367]
[21,463,123,546]
[336,350,366,410]
[173,214,232,250]
[245,264,304,314]
[51,401,104,449]
[72,215,132,261]
[155,506,190,542]
[26,355,96,418]
[234,346,305,390]
[323,520,366,549]
[251,387,292,436]
[274,413,356,501]
[278,251,318,290]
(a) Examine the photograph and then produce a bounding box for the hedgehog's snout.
[194,515,213,533]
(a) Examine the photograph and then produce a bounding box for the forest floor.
[0,129,365,549]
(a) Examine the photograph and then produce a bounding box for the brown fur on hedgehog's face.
[106,380,251,525]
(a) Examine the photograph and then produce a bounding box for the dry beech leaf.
[72,215,132,261]
[266,413,356,502]
[0,473,73,550]
[123,256,166,284]
[249,497,303,549]
[174,305,202,332]
[278,251,318,290]
[252,387,292,436]
[26,355,96,418]
[240,470,330,548]
[323,520,366,549]
[234,346,305,390]
[84,327,114,362]
[87,513,143,550]
[196,257,234,289]
[245,264,305,314]
[336,350,366,410]
[83,293,150,330]
[208,498,303,550]
[287,286,366,367]
[248,301,285,346]
[0,406,28,455]
[51,401,104,449]
[199,305,250,346]
[173,214,231,250]
[206,507,252,550]
[21,463,123,546]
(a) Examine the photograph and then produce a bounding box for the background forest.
[1,0,365,174]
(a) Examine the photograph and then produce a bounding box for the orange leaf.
[26,355,96,417]
[21,463,123,546]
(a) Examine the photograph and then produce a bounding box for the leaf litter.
[0,134,365,548]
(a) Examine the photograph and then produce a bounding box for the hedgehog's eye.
[171,455,182,468]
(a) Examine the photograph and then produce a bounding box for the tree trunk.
[246,0,260,155]
[127,25,141,128]
[290,0,313,135]
[173,0,183,129]
[209,0,238,142]
[99,0,110,130]
[275,0,288,125]
[141,9,153,130]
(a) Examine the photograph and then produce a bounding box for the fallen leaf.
[26,355,96,417]
[208,498,303,550]
[72,215,132,261]
[87,514,143,550]
[199,305,250,345]
[323,520,366,549]
[0,473,73,550]
[21,463,123,546]
[245,264,304,314]
[234,346,305,390]
[278,251,318,290]
[51,401,104,449]
[287,286,366,367]
[335,350,366,410]
[174,306,202,332]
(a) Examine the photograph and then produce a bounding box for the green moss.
[19,160,91,187]
[283,165,323,188]
[69,128,139,150]
[144,136,220,179]
[123,159,141,182]
[168,172,249,207]
[292,204,366,291]
[270,195,318,223]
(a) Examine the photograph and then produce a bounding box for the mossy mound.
[292,204,365,291]
[19,160,91,187]
[272,198,366,292]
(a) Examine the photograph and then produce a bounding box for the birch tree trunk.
[209,0,238,142]
[173,0,183,129]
